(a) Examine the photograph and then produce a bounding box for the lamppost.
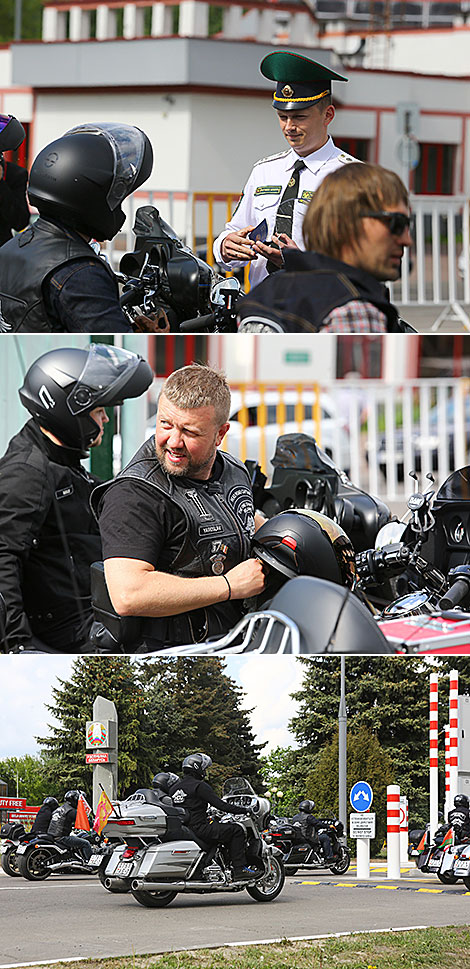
[338,656,347,838]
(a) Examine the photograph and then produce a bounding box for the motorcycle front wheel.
[437,871,459,885]
[246,857,285,902]
[1,846,21,877]
[18,846,53,880]
[131,889,178,907]
[329,847,351,876]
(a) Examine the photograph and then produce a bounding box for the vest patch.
[254,185,282,197]
[199,522,224,536]
[227,485,256,536]
[55,485,74,500]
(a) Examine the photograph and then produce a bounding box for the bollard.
[429,672,439,840]
[449,670,459,807]
[387,785,401,879]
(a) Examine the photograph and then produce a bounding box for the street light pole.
[14,0,22,41]
[338,656,347,837]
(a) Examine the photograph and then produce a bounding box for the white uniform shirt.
[213,136,358,289]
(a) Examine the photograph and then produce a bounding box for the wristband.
[222,574,231,601]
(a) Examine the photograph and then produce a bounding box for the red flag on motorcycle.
[416,831,427,851]
[441,827,453,848]
[75,794,90,831]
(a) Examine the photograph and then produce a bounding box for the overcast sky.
[0,655,305,762]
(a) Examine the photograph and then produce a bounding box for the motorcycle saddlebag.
[1,821,25,839]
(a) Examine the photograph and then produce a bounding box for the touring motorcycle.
[0,821,33,877]
[264,815,350,876]
[100,776,285,907]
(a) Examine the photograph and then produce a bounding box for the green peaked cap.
[260,50,348,84]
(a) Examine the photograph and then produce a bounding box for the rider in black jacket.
[237,162,413,334]
[0,114,29,249]
[0,344,153,653]
[169,753,257,880]
[291,800,334,861]
[47,790,92,862]
[0,122,164,334]
[30,797,59,835]
[448,794,470,842]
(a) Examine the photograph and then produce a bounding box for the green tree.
[37,657,156,798]
[0,754,50,805]
[310,725,394,853]
[289,657,432,822]
[0,0,43,42]
[139,657,266,792]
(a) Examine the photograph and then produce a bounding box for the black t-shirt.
[99,452,225,569]
[169,775,250,831]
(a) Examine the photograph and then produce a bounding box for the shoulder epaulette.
[337,152,360,165]
[253,149,291,168]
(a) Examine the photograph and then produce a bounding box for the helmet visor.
[66,344,143,415]
[64,122,147,210]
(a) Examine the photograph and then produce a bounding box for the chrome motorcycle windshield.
[436,466,470,501]
[223,777,256,797]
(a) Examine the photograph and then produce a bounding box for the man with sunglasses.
[237,162,414,333]
[0,114,30,248]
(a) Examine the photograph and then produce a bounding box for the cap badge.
[281,84,294,98]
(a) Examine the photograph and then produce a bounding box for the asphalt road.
[1,864,470,967]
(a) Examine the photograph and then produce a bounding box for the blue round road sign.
[350,781,373,813]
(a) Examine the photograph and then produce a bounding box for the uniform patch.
[199,523,224,536]
[254,185,282,196]
[300,190,314,204]
[55,485,74,499]
[227,485,256,536]
[338,153,357,165]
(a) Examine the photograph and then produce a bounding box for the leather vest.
[93,440,256,645]
[47,803,75,839]
[237,249,402,333]
[0,217,115,333]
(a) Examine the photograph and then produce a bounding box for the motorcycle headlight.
[166,252,212,313]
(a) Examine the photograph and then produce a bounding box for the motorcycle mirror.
[375,520,407,549]
[211,277,241,307]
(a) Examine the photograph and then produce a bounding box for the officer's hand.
[255,233,299,268]
[221,228,257,263]
[133,309,170,333]
[224,558,266,599]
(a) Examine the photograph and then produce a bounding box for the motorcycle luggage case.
[1,822,26,839]
[136,840,202,880]
[104,799,169,838]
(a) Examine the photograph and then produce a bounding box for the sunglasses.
[360,210,413,236]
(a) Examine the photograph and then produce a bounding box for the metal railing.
[102,190,470,308]
[217,379,470,503]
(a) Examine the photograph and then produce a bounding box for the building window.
[413,143,455,195]
[334,138,370,162]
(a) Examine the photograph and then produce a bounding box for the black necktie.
[266,159,305,274]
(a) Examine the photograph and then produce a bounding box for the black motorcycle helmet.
[454,794,469,810]
[28,122,153,241]
[252,508,356,602]
[0,114,26,153]
[298,799,315,813]
[42,796,59,808]
[152,772,179,793]
[19,343,153,453]
[64,790,80,807]
[182,753,212,778]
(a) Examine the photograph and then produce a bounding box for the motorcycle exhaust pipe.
[130,878,237,892]
[104,878,113,889]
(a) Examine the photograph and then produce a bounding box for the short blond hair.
[303,162,409,260]
[160,364,231,425]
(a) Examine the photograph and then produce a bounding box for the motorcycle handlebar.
[120,284,144,308]
[439,579,470,611]
[179,313,218,332]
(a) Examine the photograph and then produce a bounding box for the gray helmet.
[182,753,212,778]
[42,797,59,809]
[299,799,315,813]
[19,344,153,452]
[152,772,179,793]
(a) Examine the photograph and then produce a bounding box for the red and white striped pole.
[449,669,459,808]
[444,723,450,819]
[387,784,401,879]
[429,672,439,840]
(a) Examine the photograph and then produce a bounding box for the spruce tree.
[37,657,156,798]
[289,656,432,821]
[139,657,266,792]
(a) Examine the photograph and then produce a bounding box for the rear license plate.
[88,854,103,867]
[16,844,27,855]
[455,860,470,873]
[114,861,134,877]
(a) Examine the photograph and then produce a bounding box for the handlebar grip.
[179,313,217,332]
[439,579,470,610]
[120,286,143,308]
